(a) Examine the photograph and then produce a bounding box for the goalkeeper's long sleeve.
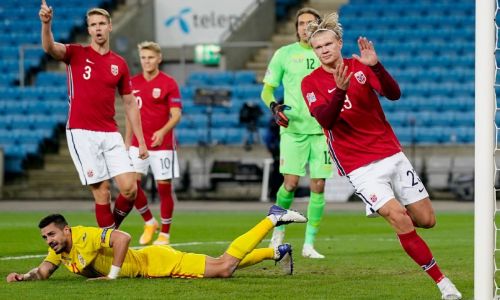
[260,83,277,108]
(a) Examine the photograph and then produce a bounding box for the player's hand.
[138,144,149,160]
[352,36,378,67]
[333,61,353,91]
[39,0,53,24]
[87,276,113,281]
[6,273,24,282]
[270,102,291,128]
[150,130,166,148]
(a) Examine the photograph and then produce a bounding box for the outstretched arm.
[6,261,58,282]
[39,0,66,60]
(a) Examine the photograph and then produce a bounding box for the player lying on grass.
[6,206,306,281]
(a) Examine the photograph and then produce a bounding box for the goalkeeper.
[261,7,332,259]
[6,207,306,282]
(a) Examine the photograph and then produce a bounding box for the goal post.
[475,0,496,298]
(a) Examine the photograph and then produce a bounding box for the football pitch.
[0,207,473,299]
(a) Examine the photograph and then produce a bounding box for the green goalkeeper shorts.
[279,132,333,178]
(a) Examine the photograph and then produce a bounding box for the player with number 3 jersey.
[39,1,149,230]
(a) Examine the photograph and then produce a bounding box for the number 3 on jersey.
[83,66,92,80]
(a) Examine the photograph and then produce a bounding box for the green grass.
[0,210,473,299]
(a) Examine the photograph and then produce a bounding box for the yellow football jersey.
[44,226,206,278]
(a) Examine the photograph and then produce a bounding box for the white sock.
[145,218,156,226]
[267,215,278,226]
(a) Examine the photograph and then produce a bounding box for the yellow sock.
[237,248,274,269]
[225,218,274,259]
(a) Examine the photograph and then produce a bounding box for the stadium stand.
[177,0,474,147]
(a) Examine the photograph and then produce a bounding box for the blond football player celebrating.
[301,13,462,299]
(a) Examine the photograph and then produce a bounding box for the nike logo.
[418,188,424,193]
[328,88,336,93]
[132,90,140,94]
[86,59,95,64]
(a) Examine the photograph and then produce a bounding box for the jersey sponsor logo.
[77,253,86,267]
[86,169,94,178]
[328,88,336,93]
[152,88,161,99]
[85,58,95,64]
[306,92,317,105]
[369,194,378,203]
[171,97,181,103]
[111,64,119,76]
[354,71,366,84]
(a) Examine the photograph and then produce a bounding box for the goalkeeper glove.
[270,102,291,128]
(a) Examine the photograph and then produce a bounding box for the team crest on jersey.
[354,71,366,84]
[87,169,94,178]
[369,194,378,203]
[111,64,119,76]
[306,92,317,105]
[152,88,161,99]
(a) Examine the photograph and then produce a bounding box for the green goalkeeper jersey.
[263,42,323,134]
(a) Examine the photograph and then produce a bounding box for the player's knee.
[386,208,414,231]
[417,215,436,229]
[310,179,325,193]
[284,181,298,192]
[121,185,137,201]
[218,263,235,278]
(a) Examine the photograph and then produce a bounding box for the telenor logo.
[165,7,192,34]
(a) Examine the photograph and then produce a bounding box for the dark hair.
[38,214,68,229]
[295,7,321,41]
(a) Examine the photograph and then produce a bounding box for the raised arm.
[6,261,58,282]
[39,0,66,60]
[122,94,148,159]
[352,37,400,100]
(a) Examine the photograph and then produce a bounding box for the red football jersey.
[301,58,401,175]
[63,44,132,132]
[130,72,182,150]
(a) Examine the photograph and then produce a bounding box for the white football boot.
[437,277,462,300]
[302,244,325,259]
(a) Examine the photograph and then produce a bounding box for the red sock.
[398,230,445,283]
[113,193,134,229]
[134,181,153,222]
[158,183,174,234]
[95,203,115,228]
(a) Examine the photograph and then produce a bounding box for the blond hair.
[137,41,162,55]
[86,8,111,24]
[306,12,343,44]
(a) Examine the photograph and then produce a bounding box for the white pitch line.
[0,237,400,262]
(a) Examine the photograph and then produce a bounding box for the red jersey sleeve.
[167,78,182,109]
[117,61,132,95]
[365,62,401,100]
[62,44,78,64]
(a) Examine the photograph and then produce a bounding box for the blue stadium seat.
[234,71,256,85]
